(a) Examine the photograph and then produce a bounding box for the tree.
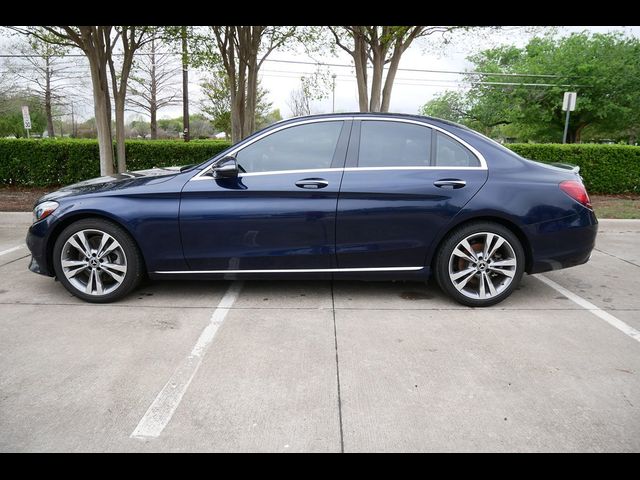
[200,68,274,139]
[0,91,47,137]
[203,26,296,142]
[328,26,460,112]
[287,86,311,117]
[11,26,155,174]
[10,27,117,175]
[127,37,180,139]
[420,91,468,124]
[5,37,74,138]
[431,32,640,143]
[107,26,154,171]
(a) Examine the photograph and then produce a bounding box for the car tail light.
[560,180,592,209]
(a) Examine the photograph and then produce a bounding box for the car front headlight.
[33,201,59,223]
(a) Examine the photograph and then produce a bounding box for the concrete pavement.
[0,213,638,452]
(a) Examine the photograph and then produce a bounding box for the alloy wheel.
[447,231,517,300]
[60,229,128,296]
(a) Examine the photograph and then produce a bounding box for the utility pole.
[181,26,190,142]
[332,74,336,113]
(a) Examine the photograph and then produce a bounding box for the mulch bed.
[0,186,52,212]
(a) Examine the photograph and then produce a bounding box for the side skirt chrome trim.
[153,266,425,274]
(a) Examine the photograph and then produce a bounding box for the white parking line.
[0,245,24,257]
[536,274,640,343]
[130,281,243,439]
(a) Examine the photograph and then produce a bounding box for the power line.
[0,52,577,79]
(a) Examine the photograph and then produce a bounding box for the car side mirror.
[212,156,239,178]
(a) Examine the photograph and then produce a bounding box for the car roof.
[275,112,471,131]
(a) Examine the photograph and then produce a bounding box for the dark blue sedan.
[26,113,598,307]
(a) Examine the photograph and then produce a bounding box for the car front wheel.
[434,221,525,307]
[52,218,144,303]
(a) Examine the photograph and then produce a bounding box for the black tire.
[434,221,525,307]
[52,218,145,303]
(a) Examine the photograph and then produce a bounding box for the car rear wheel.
[434,221,525,307]
[52,218,144,303]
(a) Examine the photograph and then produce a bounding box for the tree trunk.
[181,26,190,142]
[381,44,403,112]
[114,94,126,172]
[44,56,55,137]
[150,38,158,140]
[369,44,385,112]
[150,107,157,140]
[87,51,114,176]
[353,33,369,112]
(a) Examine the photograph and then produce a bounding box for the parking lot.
[0,212,639,452]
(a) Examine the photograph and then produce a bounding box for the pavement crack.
[0,254,30,269]
[330,280,345,453]
[594,248,640,269]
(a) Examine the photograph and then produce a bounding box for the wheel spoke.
[487,237,505,260]
[76,231,92,257]
[85,269,95,294]
[96,233,111,257]
[98,239,119,259]
[454,270,476,291]
[461,239,478,261]
[62,259,87,268]
[67,236,87,257]
[491,259,516,267]
[452,247,476,264]
[484,272,497,296]
[482,233,495,259]
[101,263,125,283]
[478,273,486,298]
[488,266,515,278]
[451,267,476,281]
[94,271,104,295]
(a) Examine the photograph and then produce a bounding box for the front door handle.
[433,179,466,189]
[295,178,329,189]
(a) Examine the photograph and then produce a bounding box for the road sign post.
[21,106,32,138]
[562,92,577,144]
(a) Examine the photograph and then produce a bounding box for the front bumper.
[26,218,55,277]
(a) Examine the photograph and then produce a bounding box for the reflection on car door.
[180,120,351,271]
[335,120,488,269]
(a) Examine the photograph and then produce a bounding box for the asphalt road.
[1,212,639,452]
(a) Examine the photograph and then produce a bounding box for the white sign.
[562,92,577,112]
[21,106,31,129]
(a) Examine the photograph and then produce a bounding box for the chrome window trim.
[154,266,424,274]
[190,115,487,181]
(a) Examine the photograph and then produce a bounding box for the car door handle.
[295,178,329,189]
[433,179,466,189]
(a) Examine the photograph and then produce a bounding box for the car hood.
[35,167,185,205]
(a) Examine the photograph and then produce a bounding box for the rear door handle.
[295,178,329,189]
[433,179,466,189]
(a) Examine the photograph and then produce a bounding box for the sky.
[2,26,639,124]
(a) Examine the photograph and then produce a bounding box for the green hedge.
[1,139,638,194]
[507,143,640,194]
[0,138,231,186]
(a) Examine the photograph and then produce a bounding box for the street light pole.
[332,74,336,113]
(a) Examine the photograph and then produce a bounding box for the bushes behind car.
[508,143,640,194]
[0,138,231,186]
[0,138,638,194]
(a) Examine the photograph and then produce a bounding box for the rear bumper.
[526,207,598,274]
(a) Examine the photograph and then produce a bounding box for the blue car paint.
[26,113,597,283]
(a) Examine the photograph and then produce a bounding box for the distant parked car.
[26,113,597,307]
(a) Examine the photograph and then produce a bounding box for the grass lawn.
[1,185,639,219]
[590,194,640,219]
